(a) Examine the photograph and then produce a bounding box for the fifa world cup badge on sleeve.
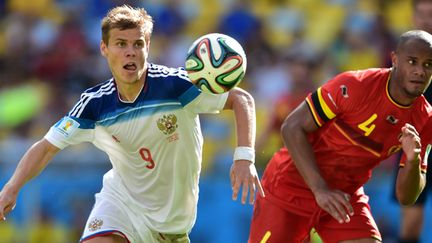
[55,117,80,137]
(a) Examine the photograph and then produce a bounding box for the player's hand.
[399,123,421,163]
[230,160,265,205]
[313,187,353,224]
[0,185,18,221]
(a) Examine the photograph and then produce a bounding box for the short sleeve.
[182,88,229,114]
[305,71,363,127]
[44,116,95,150]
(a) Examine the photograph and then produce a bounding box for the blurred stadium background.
[0,0,431,242]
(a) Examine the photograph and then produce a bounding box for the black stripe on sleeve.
[311,91,330,123]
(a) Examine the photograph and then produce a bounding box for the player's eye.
[408,59,415,65]
[116,42,126,47]
[424,62,432,69]
[134,42,144,48]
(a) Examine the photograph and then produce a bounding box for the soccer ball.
[185,33,247,94]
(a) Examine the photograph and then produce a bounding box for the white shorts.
[79,191,190,243]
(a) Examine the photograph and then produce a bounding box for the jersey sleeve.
[44,116,95,149]
[44,93,97,150]
[181,87,229,114]
[172,66,228,113]
[305,71,363,127]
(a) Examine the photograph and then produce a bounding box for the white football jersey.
[45,63,229,233]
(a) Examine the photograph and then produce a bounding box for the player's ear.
[100,40,108,57]
[146,39,150,54]
[390,51,397,68]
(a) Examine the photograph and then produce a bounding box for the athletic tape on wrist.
[233,146,255,163]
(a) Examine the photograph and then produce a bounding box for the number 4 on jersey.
[357,114,377,136]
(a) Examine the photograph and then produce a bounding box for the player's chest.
[98,109,189,149]
[334,104,415,156]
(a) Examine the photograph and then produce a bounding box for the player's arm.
[396,123,426,206]
[223,87,265,204]
[281,101,353,223]
[0,138,60,220]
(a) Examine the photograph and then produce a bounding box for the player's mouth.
[409,79,428,91]
[123,62,137,72]
[410,80,426,85]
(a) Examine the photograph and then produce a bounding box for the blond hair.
[101,5,153,44]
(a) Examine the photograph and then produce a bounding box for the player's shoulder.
[336,68,390,85]
[69,79,116,118]
[80,79,117,104]
[146,63,197,98]
[82,79,115,95]
[147,63,190,83]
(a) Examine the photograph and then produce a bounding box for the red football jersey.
[264,68,432,197]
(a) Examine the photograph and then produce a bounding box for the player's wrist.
[405,156,421,169]
[233,146,255,163]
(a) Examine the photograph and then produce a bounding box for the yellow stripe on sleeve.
[317,87,336,120]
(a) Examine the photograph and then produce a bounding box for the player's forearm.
[281,120,327,193]
[230,88,256,147]
[6,139,58,193]
[395,159,426,206]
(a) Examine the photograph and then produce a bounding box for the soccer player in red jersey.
[248,30,432,243]
[391,1,432,242]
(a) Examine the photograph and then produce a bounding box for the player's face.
[391,39,432,102]
[100,27,149,86]
[414,2,432,34]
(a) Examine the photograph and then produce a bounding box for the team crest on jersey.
[340,85,349,98]
[386,115,399,124]
[88,218,103,232]
[157,114,178,135]
[55,117,80,137]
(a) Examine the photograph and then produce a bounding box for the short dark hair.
[396,30,432,52]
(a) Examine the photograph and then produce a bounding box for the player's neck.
[116,79,145,102]
[388,76,416,107]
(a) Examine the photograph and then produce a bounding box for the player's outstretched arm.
[224,87,264,205]
[281,101,353,223]
[396,123,426,206]
[0,138,60,220]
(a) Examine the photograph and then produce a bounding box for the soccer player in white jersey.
[0,5,264,243]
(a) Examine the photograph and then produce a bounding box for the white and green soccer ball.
[185,33,247,94]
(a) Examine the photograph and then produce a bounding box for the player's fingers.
[0,209,4,221]
[248,180,256,205]
[343,194,354,216]
[231,174,241,201]
[241,180,249,204]
[325,203,344,224]
[255,177,265,198]
[232,182,240,201]
[404,124,419,136]
[0,203,13,221]
[335,193,353,214]
[402,125,419,137]
[230,169,235,189]
[331,198,351,223]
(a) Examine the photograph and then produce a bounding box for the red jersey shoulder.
[326,68,390,91]
[306,68,391,127]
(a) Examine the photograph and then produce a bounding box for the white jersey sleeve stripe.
[69,80,115,116]
[70,82,116,118]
